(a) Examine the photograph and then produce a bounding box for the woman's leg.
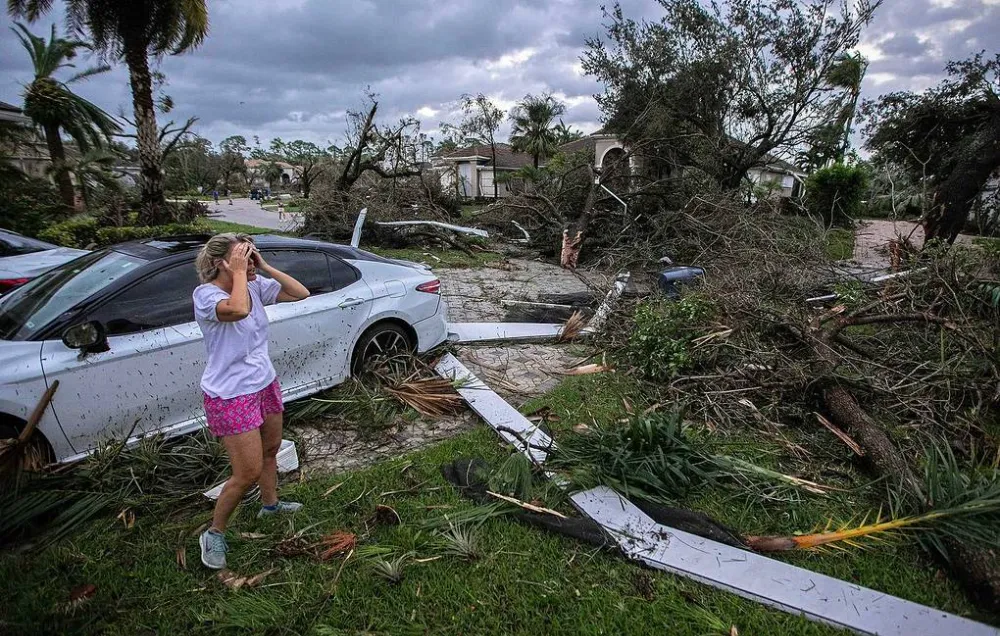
[258,412,282,506]
[211,429,263,532]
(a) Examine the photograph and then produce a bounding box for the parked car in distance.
[0,229,89,294]
[0,234,449,464]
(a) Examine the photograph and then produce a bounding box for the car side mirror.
[62,321,109,354]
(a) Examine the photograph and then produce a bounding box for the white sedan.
[0,234,449,463]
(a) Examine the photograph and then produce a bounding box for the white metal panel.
[448,322,564,343]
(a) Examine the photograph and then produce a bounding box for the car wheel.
[351,322,415,375]
[0,417,54,470]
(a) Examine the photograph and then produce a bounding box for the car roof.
[110,233,387,263]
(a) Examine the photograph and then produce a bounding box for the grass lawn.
[201,219,292,237]
[1,371,987,634]
[823,227,856,261]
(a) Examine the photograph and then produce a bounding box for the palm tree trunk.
[124,42,167,225]
[43,124,76,212]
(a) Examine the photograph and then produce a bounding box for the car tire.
[0,416,54,468]
[351,322,415,375]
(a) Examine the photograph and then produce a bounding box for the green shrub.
[38,218,207,248]
[94,223,206,247]
[0,177,64,237]
[805,163,870,226]
[37,217,100,248]
[626,295,715,380]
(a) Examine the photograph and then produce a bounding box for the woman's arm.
[215,243,252,321]
[254,249,310,302]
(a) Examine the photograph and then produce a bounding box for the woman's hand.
[220,242,252,277]
[250,246,270,271]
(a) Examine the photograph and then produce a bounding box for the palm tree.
[59,148,121,211]
[826,52,868,162]
[509,94,567,169]
[12,23,118,211]
[9,0,210,225]
[553,119,584,145]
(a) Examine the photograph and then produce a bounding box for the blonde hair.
[195,233,254,283]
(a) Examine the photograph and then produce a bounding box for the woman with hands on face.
[191,233,309,569]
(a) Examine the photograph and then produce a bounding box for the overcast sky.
[0,0,996,149]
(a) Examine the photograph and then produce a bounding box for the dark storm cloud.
[0,0,996,147]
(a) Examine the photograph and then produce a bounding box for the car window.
[0,250,146,340]
[86,263,200,335]
[0,232,57,257]
[260,250,335,294]
[329,256,360,290]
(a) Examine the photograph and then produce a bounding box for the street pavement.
[203,197,302,232]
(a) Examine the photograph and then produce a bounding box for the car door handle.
[338,297,366,308]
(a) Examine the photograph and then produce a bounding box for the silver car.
[0,234,448,464]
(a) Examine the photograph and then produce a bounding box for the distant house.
[245,159,299,188]
[435,143,533,198]
[0,100,51,180]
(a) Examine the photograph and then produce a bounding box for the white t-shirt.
[193,276,282,399]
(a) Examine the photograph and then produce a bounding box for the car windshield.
[0,250,146,340]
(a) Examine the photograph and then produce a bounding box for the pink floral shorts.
[203,379,284,437]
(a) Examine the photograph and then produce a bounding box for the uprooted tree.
[582,0,881,191]
[862,52,1000,243]
[602,195,1000,610]
[300,95,452,240]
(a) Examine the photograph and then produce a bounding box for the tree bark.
[43,123,76,212]
[124,42,167,226]
[822,384,923,497]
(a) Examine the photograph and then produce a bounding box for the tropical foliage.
[9,0,210,225]
[12,22,118,211]
[509,94,566,169]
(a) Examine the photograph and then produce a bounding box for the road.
[202,197,303,232]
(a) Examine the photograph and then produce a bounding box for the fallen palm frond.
[384,376,465,417]
[747,444,1000,553]
[217,567,278,590]
[1,429,228,548]
[711,456,835,496]
[548,412,720,504]
[285,378,399,429]
[558,310,587,342]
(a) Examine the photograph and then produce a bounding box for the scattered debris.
[350,207,367,247]
[448,322,565,344]
[322,481,346,498]
[0,379,59,475]
[175,547,187,570]
[369,504,402,527]
[581,272,630,334]
[487,491,567,518]
[319,531,357,561]
[375,220,488,238]
[562,362,614,376]
[384,375,465,417]
[815,413,864,456]
[557,310,587,342]
[217,568,277,590]
[436,353,999,636]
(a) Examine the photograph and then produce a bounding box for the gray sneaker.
[200,529,228,569]
[257,500,303,518]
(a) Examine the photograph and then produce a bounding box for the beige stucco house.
[436,132,806,199]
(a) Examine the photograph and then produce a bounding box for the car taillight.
[0,277,30,293]
[416,279,441,294]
